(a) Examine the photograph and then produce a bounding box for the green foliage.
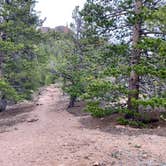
[132,97,166,108]
[43,31,86,103]
[1,0,164,129]
[0,0,50,104]
[84,101,114,118]
[80,0,166,116]
[117,117,146,128]
[83,79,111,99]
[0,79,19,101]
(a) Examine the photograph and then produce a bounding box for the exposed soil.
[0,85,166,166]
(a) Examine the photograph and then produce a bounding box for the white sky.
[35,0,86,28]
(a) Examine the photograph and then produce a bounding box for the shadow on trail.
[67,101,89,117]
[0,104,34,118]
[0,103,35,133]
[68,101,166,137]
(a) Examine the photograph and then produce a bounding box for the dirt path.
[0,85,166,166]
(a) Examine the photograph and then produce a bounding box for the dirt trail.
[0,85,166,166]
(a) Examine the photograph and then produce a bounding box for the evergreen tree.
[52,6,107,108]
[81,0,166,116]
[46,30,86,108]
[0,0,44,111]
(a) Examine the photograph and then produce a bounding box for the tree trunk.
[0,18,7,112]
[68,96,76,108]
[127,0,142,112]
[0,51,6,112]
[0,95,7,112]
[0,45,4,79]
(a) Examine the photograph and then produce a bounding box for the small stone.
[27,118,39,123]
[84,156,90,160]
[36,103,43,106]
[142,153,148,159]
[93,162,101,166]
[111,151,121,159]
[134,144,141,148]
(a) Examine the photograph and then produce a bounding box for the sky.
[35,0,86,28]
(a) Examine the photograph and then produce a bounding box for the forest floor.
[0,85,166,166]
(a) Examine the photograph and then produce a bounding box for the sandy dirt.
[0,85,166,166]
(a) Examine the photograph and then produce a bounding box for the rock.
[160,115,166,121]
[84,156,90,160]
[142,153,148,159]
[93,162,102,166]
[27,118,39,123]
[134,144,141,148]
[111,151,121,159]
[115,125,125,129]
[36,103,43,106]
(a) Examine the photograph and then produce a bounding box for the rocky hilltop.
[40,26,71,33]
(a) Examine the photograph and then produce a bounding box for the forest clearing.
[0,85,166,166]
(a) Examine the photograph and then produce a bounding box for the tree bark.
[0,1,8,111]
[68,96,77,108]
[0,54,3,78]
[127,0,142,112]
[0,95,7,112]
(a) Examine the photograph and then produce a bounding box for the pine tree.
[0,0,43,111]
[81,0,166,115]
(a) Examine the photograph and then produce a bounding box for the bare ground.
[0,85,166,166]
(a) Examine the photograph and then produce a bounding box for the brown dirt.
[0,85,166,166]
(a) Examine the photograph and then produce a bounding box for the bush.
[84,101,114,117]
[117,117,146,128]
[0,80,19,101]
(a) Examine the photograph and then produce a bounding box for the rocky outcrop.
[40,26,71,34]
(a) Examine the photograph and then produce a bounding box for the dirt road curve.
[0,85,166,166]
